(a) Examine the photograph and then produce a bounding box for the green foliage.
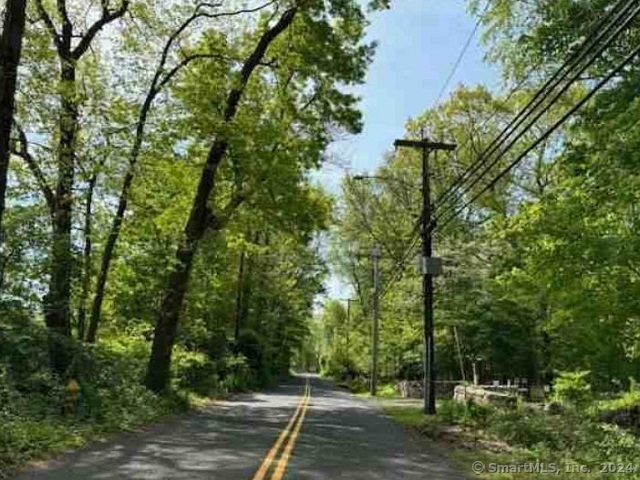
[0,321,186,476]
[438,399,493,428]
[323,351,363,382]
[553,371,593,409]
[600,390,640,412]
[385,401,640,478]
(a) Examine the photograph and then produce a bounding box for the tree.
[0,0,26,247]
[145,0,376,392]
[29,0,129,373]
[87,1,279,343]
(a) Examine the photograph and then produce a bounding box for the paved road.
[14,375,464,479]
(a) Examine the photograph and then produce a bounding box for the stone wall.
[453,385,517,408]
[396,380,457,399]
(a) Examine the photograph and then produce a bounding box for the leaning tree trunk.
[145,8,297,393]
[0,0,26,242]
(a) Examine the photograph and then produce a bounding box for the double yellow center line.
[251,378,312,480]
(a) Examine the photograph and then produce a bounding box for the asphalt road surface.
[14,375,465,479]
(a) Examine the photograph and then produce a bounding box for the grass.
[381,400,640,479]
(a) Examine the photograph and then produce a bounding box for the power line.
[433,0,640,224]
[370,0,640,299]
[432,0,490,108]
[433,0,636,213]
[436,38,640,233]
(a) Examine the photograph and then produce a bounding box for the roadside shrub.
[599,390,640,412]
[490,409,563,450]
[323,352,362,382]
[173,349,220,396]
[221,354,253,392]
[553,370,592,409]
[440,400,489,427]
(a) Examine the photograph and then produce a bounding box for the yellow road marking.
[251,380,310,480]
[270,383,311,480]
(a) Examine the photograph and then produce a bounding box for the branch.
[34,0,61,52]
[225,7,297,121]
[150,0,277,93]
[57,0,70,26]
[73,0,130,59]
[156,53,227,92]
[216,189,249,229]
[11,127,55,213]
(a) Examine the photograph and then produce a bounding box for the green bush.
[173,349,220,396]
[219,354,251,392]
[0,323,184,476]
[438,399,492,427]
[599,389,640,412]
[553,370,592,409]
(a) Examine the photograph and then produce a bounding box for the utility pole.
[394,132,455,414]
[370,244,381,396]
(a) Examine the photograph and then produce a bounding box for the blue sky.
[317,0,500,302]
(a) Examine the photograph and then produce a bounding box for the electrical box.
[420,256,443,276]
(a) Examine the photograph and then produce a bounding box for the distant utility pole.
[394,132,455,415]
[370,244,381,396]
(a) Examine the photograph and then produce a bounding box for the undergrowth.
[383,400,640,479]
[0,319,258,478]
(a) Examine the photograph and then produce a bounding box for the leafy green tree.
[145,0,376,392]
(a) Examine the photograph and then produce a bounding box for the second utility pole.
[394,133,455,414]
[370,245,381,396]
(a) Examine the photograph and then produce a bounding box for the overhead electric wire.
[379,234,420,299]
[432,0,491,108]
[374,0,640,297]
[436,37,640,233]
[434,0,640,225]
[433,0,636,213]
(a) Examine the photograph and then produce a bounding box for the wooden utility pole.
[370,245,381,396]
[394,134,455,414]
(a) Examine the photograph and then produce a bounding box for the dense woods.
[319,0,640,393]
[0,0,387,473]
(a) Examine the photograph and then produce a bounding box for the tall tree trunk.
[33,0,130,371]
[78,173,97,341]
[144,8,297,393]
[0,0,26,244]
[144,239,199,392]
[45,52,77,373]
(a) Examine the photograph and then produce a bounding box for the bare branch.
[11,126,55,213]
[156,53,227,92]
[72,0,130,60]
[34,0,61,51]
